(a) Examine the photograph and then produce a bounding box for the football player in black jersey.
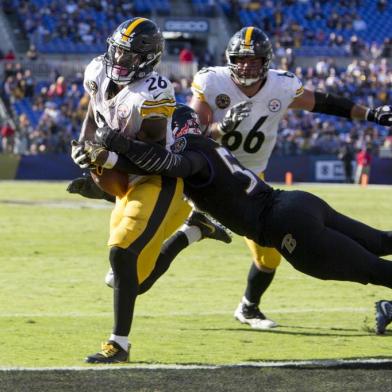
[81,104,392,336]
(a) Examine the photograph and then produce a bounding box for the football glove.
[367,105,392,126]
[66,172,115,203]
[95,126,130,154]
[71,140,94,169]
[71,140,118,169]
[218,101,252,134]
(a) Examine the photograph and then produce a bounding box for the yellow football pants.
[108,175,191,284]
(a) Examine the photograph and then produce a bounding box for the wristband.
[366,108,375,122]
[103,151,119,169]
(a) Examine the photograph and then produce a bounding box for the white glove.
[71,140,118,169]
[71,140,92,169]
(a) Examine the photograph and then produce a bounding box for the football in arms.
[90,167,128,198]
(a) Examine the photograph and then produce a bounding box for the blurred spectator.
[354,146,372,183]
[381,38,392,58]
[23,69,35,98]
[377,0,387,12]
[26,44,39,61]
[4,49,15,61]
[338,141,355,183]
[179,44,195,63]
[353,13,367,31]
[48,76,66,97]
[14,114,30,154]
[349,35,364,56]
[1,121,15,153]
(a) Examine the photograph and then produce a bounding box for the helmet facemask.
[105,41,161,85]
[227,55,269,87]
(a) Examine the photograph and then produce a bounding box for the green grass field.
[1,181,392,369]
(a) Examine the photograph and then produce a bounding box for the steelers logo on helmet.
[104,17,164,85]
[226,26,273,87]
[215,94,231,109]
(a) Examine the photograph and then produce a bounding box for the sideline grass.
[1,181,392,368]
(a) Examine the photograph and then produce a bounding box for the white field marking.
[0,307,371,318]
[0,199,111,209]
[269,182,392,190]
[1,358,392,371]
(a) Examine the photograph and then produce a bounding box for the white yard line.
[0,307,371,318]
[0,199,111,209]
[1,358,392,371]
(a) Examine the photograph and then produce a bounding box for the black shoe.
[85,340,130,363]
[186,211,232,244]
[375,300,392,335]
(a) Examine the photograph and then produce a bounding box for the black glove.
[367,105,392,126]
[95,126,130,154]
[66,172,115,203]
[218,101,252,133]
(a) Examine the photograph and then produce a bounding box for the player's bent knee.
[244,238,282,269]
[253,250,282,270]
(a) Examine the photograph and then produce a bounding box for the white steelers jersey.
[83,56,176,149]
[192,66,304,173]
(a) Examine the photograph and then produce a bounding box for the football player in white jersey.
[190,26,391,330]
[70,17,203,364]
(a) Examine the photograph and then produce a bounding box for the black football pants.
[264,190,392,287]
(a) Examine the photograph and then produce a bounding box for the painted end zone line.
[2,358,392,371]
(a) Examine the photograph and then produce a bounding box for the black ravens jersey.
[171,134,275,243]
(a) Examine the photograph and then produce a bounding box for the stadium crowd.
[1,55,392,159]
[0,0,392,158]
[220,0,392,57]
[3,0,391,57]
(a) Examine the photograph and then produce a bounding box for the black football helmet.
[226,26,273,87]
[104,17,164,85]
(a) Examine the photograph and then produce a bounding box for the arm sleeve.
[123,140,207,178]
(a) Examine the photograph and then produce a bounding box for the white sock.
[242,296,255,306]
[109,334,129,352]
[179,224,202,244]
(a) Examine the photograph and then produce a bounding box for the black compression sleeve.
[125,140,207,178]
[311,91,355,119]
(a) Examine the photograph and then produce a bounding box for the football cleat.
[375,300,392,335]
[234,302,277,330]
[186,211,232,244]
[85,341,130,364]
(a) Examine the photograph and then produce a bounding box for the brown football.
[90,168,128,198]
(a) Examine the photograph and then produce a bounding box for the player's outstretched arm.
[95,127,207,178]
[290,88,392,125]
